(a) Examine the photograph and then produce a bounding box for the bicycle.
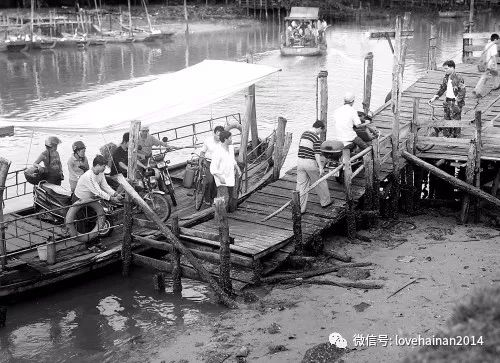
[188,153,210,211]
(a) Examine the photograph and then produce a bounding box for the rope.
[25,130,35,167]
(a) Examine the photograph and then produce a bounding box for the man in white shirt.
[210,130,241,211]
[474,33,500,98]
[199,126,224,204]
[74,155,122,203]
[329,92,369,150]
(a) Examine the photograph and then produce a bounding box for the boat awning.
[285,7,320,21]
[0,60,281,134]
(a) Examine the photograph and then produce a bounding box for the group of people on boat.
[285,19,327,47]
[31,125,174,203]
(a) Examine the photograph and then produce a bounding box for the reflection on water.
[0,12,499,360]
[0,268,219,362]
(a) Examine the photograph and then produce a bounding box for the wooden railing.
[462,32,499,59]
[3,168,32,202]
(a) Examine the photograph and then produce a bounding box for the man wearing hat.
[329,92,369,150]
[138,125,179,163]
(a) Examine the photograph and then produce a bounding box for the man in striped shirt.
[296,120,332,213]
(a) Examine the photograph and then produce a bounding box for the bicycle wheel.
[167,183,177,207]
[194,177,206,211]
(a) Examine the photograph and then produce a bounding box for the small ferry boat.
[0,60,292,300]
[280,7,327,57]
[438,10,469,18]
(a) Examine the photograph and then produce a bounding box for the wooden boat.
[0,60,290,300]
[280,7,327,57]
[0,39,29,53]
[438,10,468,18]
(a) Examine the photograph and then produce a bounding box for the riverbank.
[105,206,500,362]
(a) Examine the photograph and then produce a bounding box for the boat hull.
[280,45,326,56]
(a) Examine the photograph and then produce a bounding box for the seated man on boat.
[199,126,225,205]
[137,125,180,163]
[33,136,64,186]
[328,92,372,151]
[210,130,241,212]
[67,141,89,193]
[74,155,122,203]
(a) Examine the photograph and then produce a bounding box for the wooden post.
[152,273,165,291]
[0,306,6,328]
[291,191,303,254]
[127,0,133,37]
[363,150,374,215]
[122,120,141,277]
[237,55,254,165]
[363,52,374,115]
[428,23,437,71]
[390,14,409,218]
[272,117,287,180]
[171,215,182,294]
[318,70,328,142]
[116,175,237,308]
[0,158,11,271]
[405,97,419,214]
[474,111,482,222]
[247,53,258,152]
[46,239,56,265]
[342,149,356,239]
[372,137,381,213]
[214,197,232,295]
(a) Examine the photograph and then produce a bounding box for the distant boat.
[438,10,469,18]
[0,39,29,52]
[280,7,327,57]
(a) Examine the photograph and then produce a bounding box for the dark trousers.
[439,99,462,138]
[217,185,236,212]
[353,136,369,150]
[204,161,218,203]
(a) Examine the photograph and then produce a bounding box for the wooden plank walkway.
[182,62,500,272]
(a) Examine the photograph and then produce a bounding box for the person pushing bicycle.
[198,126,225,205]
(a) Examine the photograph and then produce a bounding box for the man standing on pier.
[474,33,500,98]
[428,60,466,138]
[210,130,241,211]
[296,121,331,214]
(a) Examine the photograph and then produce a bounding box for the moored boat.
[0,60,291,300]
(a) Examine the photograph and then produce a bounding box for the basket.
[24,166,47,185]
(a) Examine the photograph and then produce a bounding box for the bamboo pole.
[402,151,500,209]
[291,191,303,254]
[214,197,232,295]
[183,0,189,35]
[247,54,259,152]
[171,215,182,294]
[0,158,11,271]
[117,174,237,308]
[343,148,356,239]
[141,0,153,33]
[127,0,133,37]
[363,52,374,115]
[428,24,437,71]
[122,120,141,276]
[318,70,328,142]
[272,117,286,180]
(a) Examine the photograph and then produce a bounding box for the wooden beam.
[402,151,500,209]
[272,117,286,180]
[0,157,11,272]
[116,174,238,308]
[214,197,232,295]
[428,24,437,71]
[318,70,328,142]
[363,53,374,115]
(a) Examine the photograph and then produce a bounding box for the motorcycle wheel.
[136,192,171,223]
[194,178,206,211]
[166,184,177,207]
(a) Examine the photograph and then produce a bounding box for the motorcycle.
[33,181,115,239]
[132,166,172,222]
[147,152,177,207]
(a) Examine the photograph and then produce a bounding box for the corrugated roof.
[287,7,319,20]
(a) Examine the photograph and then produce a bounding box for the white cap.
[344,92,355,103]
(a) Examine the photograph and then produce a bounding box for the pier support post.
[363,52,374,115]
[474,111,482,222]
[363,150,375,226]
[215,197,233,296]
[390,14,409,219]
[428,24,437,71]
[273,117,287,180]
[122,120,141,277]
[342,149,356,239]
[153,273,166,292]
[0,157,11,272]
[291,191,303,255]
[117,174,237,308]
[171,215,182,294]
[317,71,328,142]
[372,137,381,213]
[404,97,419,214]
[0,306,6,328]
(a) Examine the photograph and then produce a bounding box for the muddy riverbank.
[103,207,500,362]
